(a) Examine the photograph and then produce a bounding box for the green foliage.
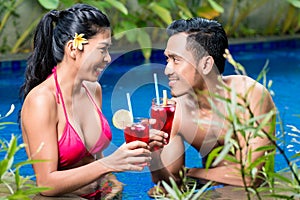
[153,168,212,200]
[0,104,50,199]
[1,0,223,59]
[202,50,300,199]
[2,0,300,58]
[37,0,59,9]
[224,0,272,37]
[0,0,24,53]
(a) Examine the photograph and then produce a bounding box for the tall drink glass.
[151,98,176,145]
[124,118,149,144]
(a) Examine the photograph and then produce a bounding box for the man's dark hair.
[167,17,228,74]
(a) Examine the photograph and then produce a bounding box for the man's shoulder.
[223,74,254,82]
[223,74,263,90]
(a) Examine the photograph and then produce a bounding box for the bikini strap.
[82,84,101,114]
[53,67,69,121]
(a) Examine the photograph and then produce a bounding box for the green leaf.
[224,128,233,144]
[82,0,109,11]
[7,135,18,160]
[191,181,212,200]
[22,186,51,195]
[205,146,223,169]
[254,145,276,152]
[6,193,31,200]
[105,0,128,15]
[149,2,173,25]
[0,160,9,176]
[116,21,138,41]
[0,122,17,126]
[59,0,75,7]
[287,0,300,8]
[161,179,180,198]
[169,177,182,197]
[37,0,59,10]
[112,26,126,40]
[185,183,197,199]
[248,154,269,169]
[291,153,300,159]
[15,159,49,168]
[212,142,232,166]
[224,154,239,163]
[269,172,293,184]
[178,11,190,20]
[15,169,20,189]
[4,104,15,117]
[137,29,152,60]
[207,97,227,120]
[208,0,224,13]
[121,21,137,30]
[247,187,257,195]
[252,110,275,137]
[176,2,193,18]
[247,147,252,165]
[125,29,137,43]
[263,153,275,175]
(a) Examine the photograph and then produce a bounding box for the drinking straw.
[163,90,167,106]
[126,92,134,120]
[153,73,160,105]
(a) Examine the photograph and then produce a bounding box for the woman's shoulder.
[83,81,102,91]
[23,82,56,110]
[83,81,102,98]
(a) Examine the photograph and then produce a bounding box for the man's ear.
[65,40,76,59]
[200,56,214,75]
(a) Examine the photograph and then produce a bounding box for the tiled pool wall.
[1,38,300,71]
[0,59,27,71]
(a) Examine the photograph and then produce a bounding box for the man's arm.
[149,134,185,185]
[187,134,273,187]
[187,79,276,187]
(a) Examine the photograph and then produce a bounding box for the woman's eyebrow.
[98,41,112,47]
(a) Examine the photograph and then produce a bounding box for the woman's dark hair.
[166,17,228,74]
[20,3,110,101]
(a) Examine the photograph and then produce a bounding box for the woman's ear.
[200,56,214,75]
[65,40,76,59]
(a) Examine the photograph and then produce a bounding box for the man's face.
[164,33,202,97]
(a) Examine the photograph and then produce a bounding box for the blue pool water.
[0,39,300,199]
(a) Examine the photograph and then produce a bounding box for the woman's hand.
[149,129,168,152]
[100,141,151,172]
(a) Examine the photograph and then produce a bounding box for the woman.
[20,4,151,199]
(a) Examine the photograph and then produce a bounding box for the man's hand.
[149,128,169,152]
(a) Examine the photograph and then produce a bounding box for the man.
[148,17,276,194]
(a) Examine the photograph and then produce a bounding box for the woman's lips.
[95,66,105,74]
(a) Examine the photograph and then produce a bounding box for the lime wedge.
[112,109,133,130]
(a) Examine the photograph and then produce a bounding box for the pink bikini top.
[52,67,112,169]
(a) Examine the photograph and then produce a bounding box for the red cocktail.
[124,118,149,144]
[151,98,176,145]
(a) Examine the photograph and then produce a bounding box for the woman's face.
[77,29,112,82]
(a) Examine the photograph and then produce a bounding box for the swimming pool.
[0,38,299,199]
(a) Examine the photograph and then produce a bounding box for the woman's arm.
[21,88,151,196]
[21,89,113,196]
